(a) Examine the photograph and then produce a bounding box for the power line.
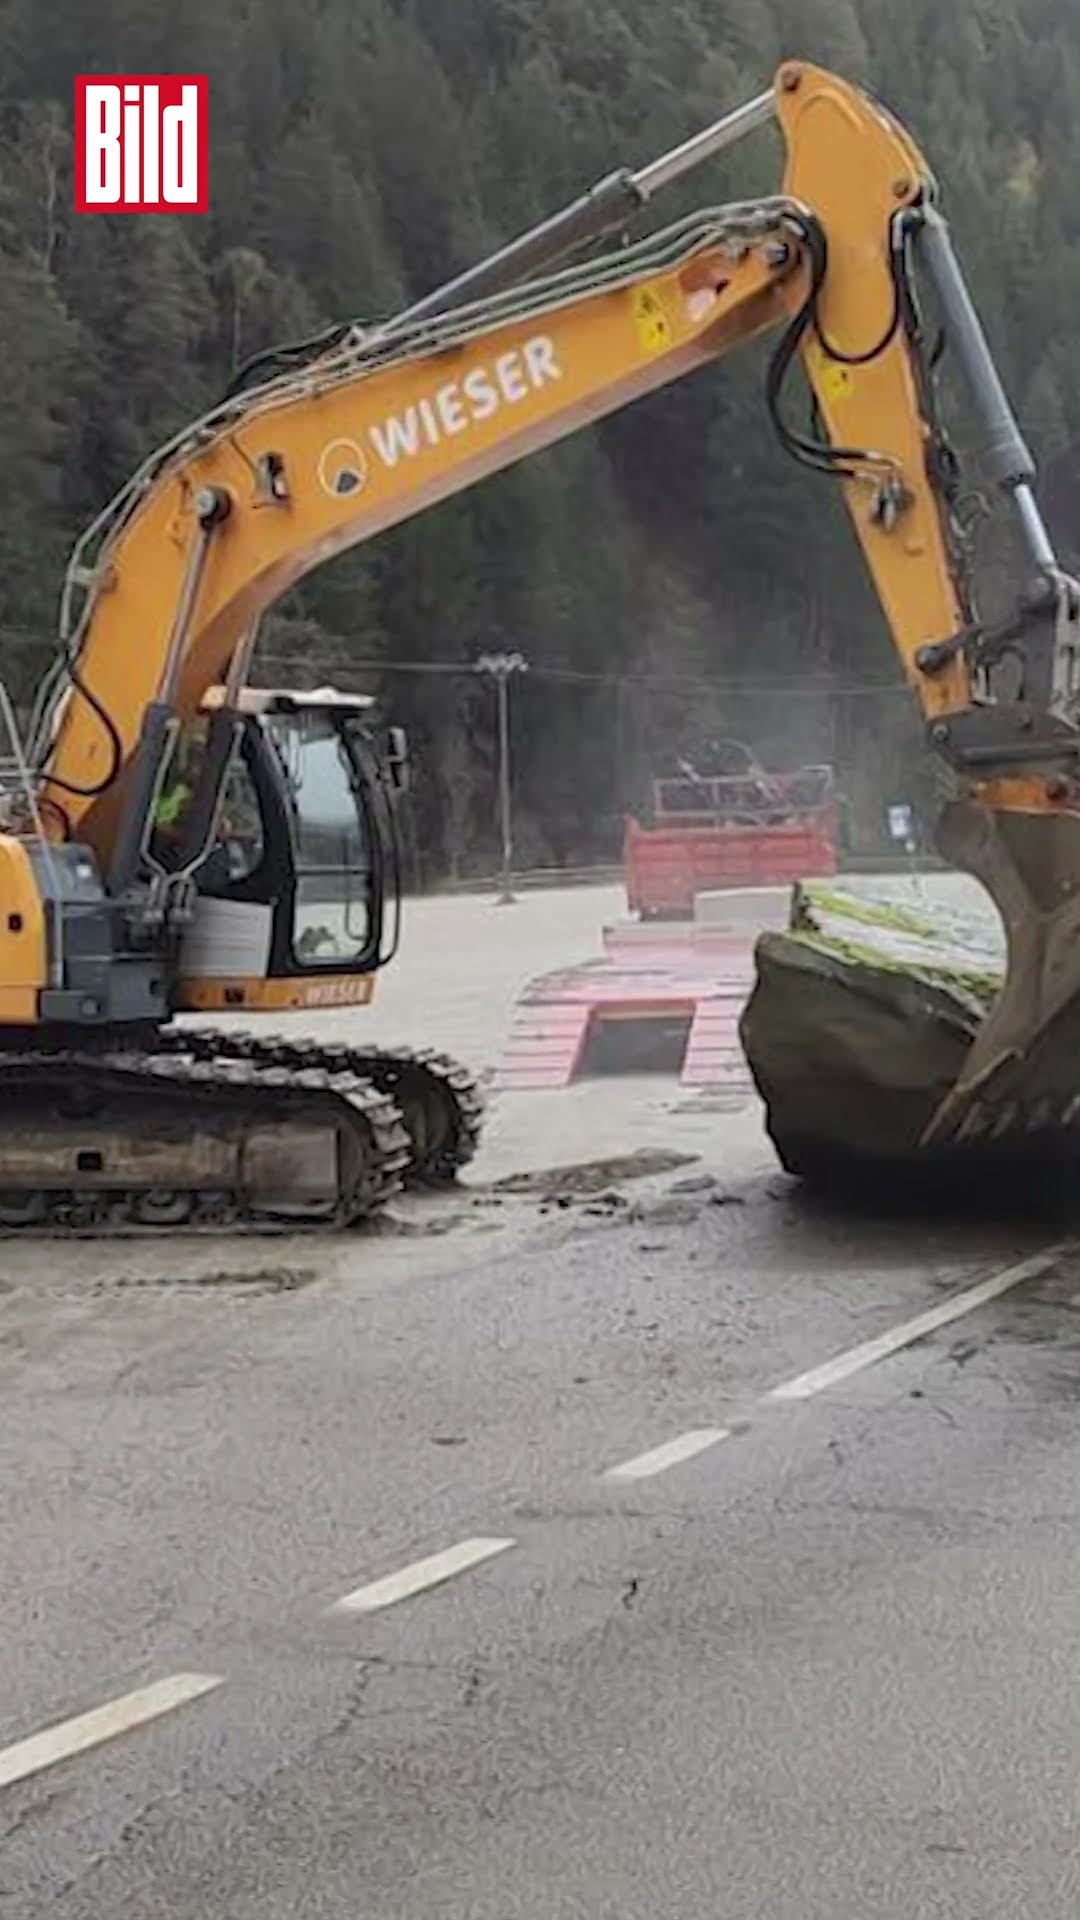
[257,653,913,700]
[0,634,913,702]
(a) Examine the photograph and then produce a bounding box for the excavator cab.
[175,688,405,1015]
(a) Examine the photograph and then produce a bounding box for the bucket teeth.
[921,798,1080,1159]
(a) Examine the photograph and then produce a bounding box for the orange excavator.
[1,59,1078,1232]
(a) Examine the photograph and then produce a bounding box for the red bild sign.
[75,76,208,213]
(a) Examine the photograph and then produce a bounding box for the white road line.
[331,1536,516,1615]
[0,1673,224,1793]
[604,1428,731,1482]
[768,1246,1065,1404]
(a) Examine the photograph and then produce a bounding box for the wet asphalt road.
[2,1168,1080,1917]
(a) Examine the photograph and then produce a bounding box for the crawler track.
[0,1030,484,1238]
[163,1030,485,1186]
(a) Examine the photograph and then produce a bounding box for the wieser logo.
[75,75,208,212]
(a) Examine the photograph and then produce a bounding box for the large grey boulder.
[739,881,1006,1185]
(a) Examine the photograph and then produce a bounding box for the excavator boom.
[1,58,1077,1231]
[36,65,979,853]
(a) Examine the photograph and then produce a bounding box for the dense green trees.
[0,0,1076,869]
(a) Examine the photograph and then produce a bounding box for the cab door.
[176,703,395,1015]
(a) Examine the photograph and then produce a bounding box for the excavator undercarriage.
[0,1030,483,1236]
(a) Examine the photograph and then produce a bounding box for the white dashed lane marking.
[604,1428,731,1482]
[331,1536,516,1615]
[0,1673,224,1793]
[767,1246,1064,1403]
[4,1248,1066,1798]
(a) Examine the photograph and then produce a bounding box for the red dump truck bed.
[625,764,838,918]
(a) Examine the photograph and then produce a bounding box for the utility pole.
[476,651,527,903]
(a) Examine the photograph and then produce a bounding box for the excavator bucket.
[920,799,1080,1155]
[738,797,1080,1194]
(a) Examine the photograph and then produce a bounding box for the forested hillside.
[0,0,1078,873]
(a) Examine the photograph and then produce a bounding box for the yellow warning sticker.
[630,285,672,353]
[818,361,855,403]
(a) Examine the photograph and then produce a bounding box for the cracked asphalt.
[3,1141,1080,1917]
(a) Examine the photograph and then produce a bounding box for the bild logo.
[75,75,208,213]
